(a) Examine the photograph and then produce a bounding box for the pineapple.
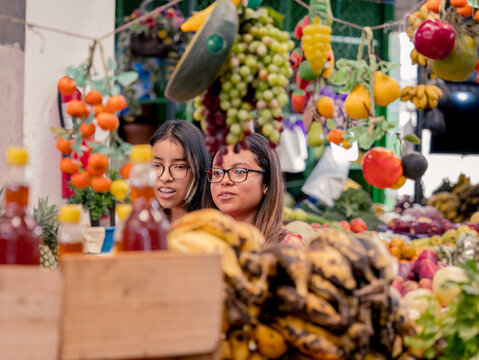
[33,197,60,269]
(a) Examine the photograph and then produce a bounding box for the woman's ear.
[263,184,269,195]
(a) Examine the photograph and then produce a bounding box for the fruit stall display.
[168,209,419,359]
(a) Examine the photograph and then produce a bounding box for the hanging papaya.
[374,71,401,107]
[345,84,370,119]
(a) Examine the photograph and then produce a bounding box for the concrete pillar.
[0,0,26,179]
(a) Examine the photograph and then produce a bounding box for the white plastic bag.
[301,147,350,206]
[276,125,308,173]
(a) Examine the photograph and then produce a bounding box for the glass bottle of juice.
[119,145,169,252]
[58,204,83,257]
[113,203,132,253]
[0,147,41,265]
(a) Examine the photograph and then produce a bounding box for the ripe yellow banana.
[400,86,415,101]
[254,323,288,359]
[427,96,438,109]
[417,53,428,66]
[229,329,250,360]
[169,208,241,248]
[181,0,241,32]
[425,84,439,100]
[410,49,418,64]
[236,221,264,252]
[416,84,426,98]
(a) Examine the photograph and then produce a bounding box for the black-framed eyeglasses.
[206,167,265,183]
[153,163,189,179]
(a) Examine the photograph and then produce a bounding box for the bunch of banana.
[168,210,417,359]
[406,4,438,40]
[427,191,461,220]
[409,48,428,67]
[400,84,443,110]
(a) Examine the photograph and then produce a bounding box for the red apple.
[413,19,455,60]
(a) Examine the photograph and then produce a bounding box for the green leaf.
[386,121,397,130]
[116,71,139,87]
[459,324,479,340]
[329,71,348,85]
[404,134,422,145]
[468,0,479,7]
[265,7,284,29]
[112,84,121,96]
[358,131,375,149]
[326,119,337,130]
[70,140,83,157]
[335,58,349,69]
[91,79,110,95]
[107,58,117,71]
[84,111,95,125]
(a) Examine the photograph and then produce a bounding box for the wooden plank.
[60,252,222,360]
[0,266,63,360]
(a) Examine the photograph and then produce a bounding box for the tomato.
[361,147,403,189]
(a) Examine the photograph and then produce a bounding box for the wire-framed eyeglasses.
[206,167,265,183]
[153,163,189,179]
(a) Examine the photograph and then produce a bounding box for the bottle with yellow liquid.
[0,147,41,265]
[118,145,169,252]
[58,204,83,257]
[113,203,132,253]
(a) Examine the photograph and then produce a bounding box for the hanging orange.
[57,76,76,96]
[71,172,90,189]
[66,100,87,118]
[106,95,127,113]
[327,129,344,145]
[120,162,133,179]
[85,90,103,105]
[56,137,73,155]
[80,122,96,138]
[96,112,119,131]
[60,158,80,174]
[91,176,112,193]
[87,153,108,176]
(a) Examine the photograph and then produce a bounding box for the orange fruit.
[66,100,87,118]
[389,246,401,259]
[120,162,133,179]
[71,172,90,189]
[91,176,112,193]
[390,238,404,248]
[57,76,76,96]
[85,90,103,105]
[106,95,127,113]
[451,0,467,7]
[426,0,440,13]
[87,153,108,176]
[96,112,119,131]
[391,176,407,189]
[401,244,416,260]
[80,122,96,138]
[93,104,108,115]
[56,137,73,155]
[457,4,473,17]
[60,158,80,174]
[327,129,343,145]
[475,9,479,21]
[316,97,335,119]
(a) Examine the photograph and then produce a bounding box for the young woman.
[149,120,209,223]
[202,133,303,247]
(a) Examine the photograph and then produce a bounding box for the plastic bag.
[301,147,350,207]
[276,124,308,173]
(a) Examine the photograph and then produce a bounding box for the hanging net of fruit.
[192,5,295,161]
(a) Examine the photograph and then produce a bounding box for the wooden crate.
[0,266,63,360]
[60,252,222,360]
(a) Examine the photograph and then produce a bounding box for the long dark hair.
[149,120,209,212]
[202,133,286,244]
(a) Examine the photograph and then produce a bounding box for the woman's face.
[152,139,193,212]
[210,145,267,223]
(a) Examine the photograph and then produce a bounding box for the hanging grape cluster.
[301,17,332,75]
[193,6,294,158]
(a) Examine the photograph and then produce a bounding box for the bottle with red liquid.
[0,147,41,265]
[118,145,169,252]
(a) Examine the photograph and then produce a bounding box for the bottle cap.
[130,144,153,163]
[59,204,82,223]
[7,147,28,165]
[116,204,133,221]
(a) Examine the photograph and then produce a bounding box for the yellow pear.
[374,71,401,107]
[345,84,370,119]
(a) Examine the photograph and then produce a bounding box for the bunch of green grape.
[193,6,294,153]
[301,16,331,75]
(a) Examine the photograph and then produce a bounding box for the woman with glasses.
[149,120,209,223]
[203,133,303,247]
